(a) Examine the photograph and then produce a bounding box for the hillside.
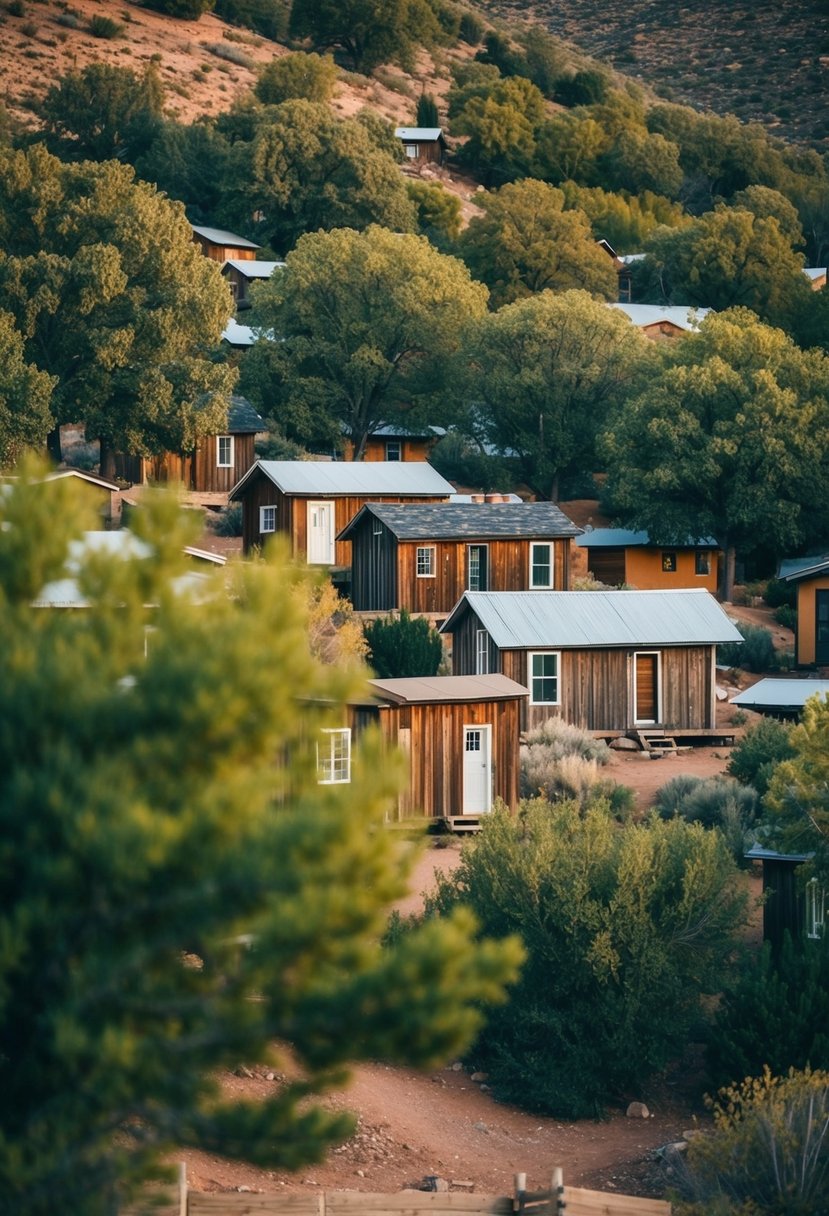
[480,0,829,150]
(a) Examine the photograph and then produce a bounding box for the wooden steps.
[633,729,679,756]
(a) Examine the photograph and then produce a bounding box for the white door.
[307,501,335,565]
[463,725,492,814]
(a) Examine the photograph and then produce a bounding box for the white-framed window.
[217,435,234,468]
[385,439,402,461]
[807,877,826,940]
[416,545,436,577]
[467,544,488,591]
[404,144,418,159]
[475,629,489,675]
[259,505,277,533]
[530,542,554,588]
[529,651,560,705]
[317,728,351,784]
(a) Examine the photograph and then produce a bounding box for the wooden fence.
[126,1166,670,1216]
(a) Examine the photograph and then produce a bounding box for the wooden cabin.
[340,502,581,617]
[746,846,823,951]
[780,554,829,667]
[596,241,644,304]
[394,127,447,165]
[45,469,121,528]
[576,528,720,595]
[191,225,260,263]
[609,303,711,340]
[340,674,527,829]
[221,259,284,310]
[115,397,263,494]
[341,424,445,463]
[441,588,742,736]
[230,460,454,564]
[804,267,827,291]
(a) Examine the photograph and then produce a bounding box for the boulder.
[626,1101,650,1118]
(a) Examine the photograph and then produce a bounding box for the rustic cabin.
[394,127,447,164]
[191,224,260,263]
[746,845,823,951]
[230,460,454,563]
[337,674,527,829]
[44,469,121,528]
[596,241,644,303]
[115,396,263,494]
[441,588,742,738]
[340,502,581,617]
[779,554,829,668]
[576,528,720,594]
[341,423,446,463]
[221,259,285,310]
[609,303,711,340]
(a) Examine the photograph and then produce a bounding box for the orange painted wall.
[624,547,719,594]
[796,575,829,665]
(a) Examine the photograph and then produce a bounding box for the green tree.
[602,309,829,600]
[731,185,805,247]
[251,224,489,459]
[407,179,462,246]
[428,801,747,1118]
[560,181,689,251]
[254,51,337,105]
[465,289,649,500]
[415,91,440,127]
[220,100,415,253]
[364,609,443,677]
[39,63,164,164]
[764,693,829,880]
[0,311,55,466]
[458,179,618,308]
[135,118,231,222]
[727,717,795,798]
[450,76,546,184]
[533,112,606,185]
[600,127,683,199]
[289,0,442,72]
[143,0,213,16]
[0,146,235,473]
[0,467,522,1215]
[214,0,289,38]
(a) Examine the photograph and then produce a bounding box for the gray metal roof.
[395,127,444,141]
[222,259,285,277]
[227,395,265,434]
[730,678,829,712]
[369,674,527,705]
[746,843,813,863]
[609,303,711,331]
[577,528,719,549]
[191,225,260,250]
[441,589,742,648]
[779,554,829,581]
[231,460,454,500]
[339,502,582,542]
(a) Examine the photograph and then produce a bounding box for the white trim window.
[217,435,235,468]
[385,439,402,461]
[530,542,554,588]
[259,505,277,533]
[475,629,489,675]
[416,545,436,577]
[807,878,826,940]
[317,728,351,784]
[529,651,560,705]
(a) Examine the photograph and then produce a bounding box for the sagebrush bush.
[523,717,611,764]
[88,14,123,37]
[654,775,759,864]
[717,622,776,672]
[364,610,443,679]
[727,716,794,796]
[213,503,242,537]
[521,719,632,817]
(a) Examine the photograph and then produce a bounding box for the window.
[259,505,277,533]
[695,550,711,575]
[404,144,418,159]
[416,546,435,577]
[661,551,677,572]
[476,629,489,675]
[385,440,401,461]
[529,651,560,705]
[317,728,351,784]
[530,542,553,588]
[217,435,234,468]
[807,878,825,940]
[467,544,488,591]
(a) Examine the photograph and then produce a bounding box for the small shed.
[348,673,528,828]
[191,224,260,263]
[746,845,822,951]
[441,588,742,735]
[779,554,829,667]
[609,302,711,340]
[730,678,829,718]
[222,259,285,310]
[341,423,446,463]
[394,127,447,165]
[576,528,720,594]
[230,460,454,564]
[340,502,581,616]
[45,469,121,528]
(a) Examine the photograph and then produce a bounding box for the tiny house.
[191,225,260,263]
[340,423,445,463]
[221,259,284,310]
[442,588,742,736]
[577,528,720,594]
[779,554,829,667]
[394,127,447,164]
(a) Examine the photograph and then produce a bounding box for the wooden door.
[467,544,489,591]
[307,501,334,565]
[817,591,829,665]
[463,725,492,814]
[634,652,659,723]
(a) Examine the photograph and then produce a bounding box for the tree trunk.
[99,438,116,482]
[353,432,369,462]
[46,426,62,465]
[718,541,736,603]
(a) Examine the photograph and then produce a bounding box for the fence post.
[551,1167,564,1214]
[177,1162,187,1216]
[513,1171,527,1212]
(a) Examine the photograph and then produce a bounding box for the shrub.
[764,576,797,610]
[727,716,794,797]
[20,16,36,33]
[213,502,242,537]
[254,51,337,106]
[523,716,611,765]
[214,0,288,40]
[654,774,759,864]
[204,41,254,68]
[428,803,748,1119]
[774,603,796,630]
[6,0,24,14]
[364,610,443,679]
[717,622,776,672]
[143,0,213,17]
[556,69,609,107]
[675,1068,829,1215]
[458,9,483,44]
[88,14,123,37]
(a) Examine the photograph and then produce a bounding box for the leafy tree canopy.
[39,62,164,164]
[289,0,444,73]
[254,51,338,106]
[135,118,232,223]
[763,692,829,881]
[407,179,462,247]
[0,467,522,1214]
[0,311,55,467]
[0,146,234,471]
[251,224,489,458]
[560,181,689,251]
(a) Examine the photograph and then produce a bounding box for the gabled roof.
[779,554,829,581]
[609,303,711,331]
[191,225,260,250]
[222,259,285,278]
[577,528,718,549]
[339,502,581,542]
[804,267,827,283]
[45,469,119,492]
[221,319,256,347]
[368,674,528,705]
[343,422,447,440]
[440,589,742,648]
[394,127,444,141]
[230,460,454,500]
[227,395,265,434]
[730,678,829,713]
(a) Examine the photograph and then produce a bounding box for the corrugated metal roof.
[730,679,829,711]
[779,554,829,581]
[369,674,528,705]
[609,303,711,331]
[222,259,285,277]
[191,225,260,249]
[441,589,743,648]
[340,502,582,542]
[233,460,454,499]
[746,843,812,863]
[577,528,718,549]
[394,127,444,140]
[222,320,256,346]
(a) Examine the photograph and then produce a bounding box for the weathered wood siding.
[342,437,435,462]
[192,234,256,262]
[350,519,397,611]
[115,434,256,493]
[761,858,805,952]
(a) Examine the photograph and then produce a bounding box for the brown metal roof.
[368,674,528,705]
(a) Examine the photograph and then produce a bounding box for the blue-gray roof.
[441,589,742,648]
[227,395,265,434]
[191,225,260,250]
[231,460,454,500]
[779,554,829,581]
[577,528,718,549]
[339,502,581,542]
[395,127,444,141]
[222,259,285,277]
[730,679,829,712]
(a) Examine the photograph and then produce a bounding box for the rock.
[472,1121,489,1133]
[356,1170,365,1178]
[423,1176,450,1192]
[470,1071,488,1082]
[452,1180,475,1191]
[626,1101,650,1119]
[610,735,640,750]
[451,1062,463,1071]
[265,1072,275,1081]
[479,1083,490,1092]
[234,1065,254,1078]
[716,686,729,701]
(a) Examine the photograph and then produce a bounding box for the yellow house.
[780,554,829,667]
[576,528,720,594]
